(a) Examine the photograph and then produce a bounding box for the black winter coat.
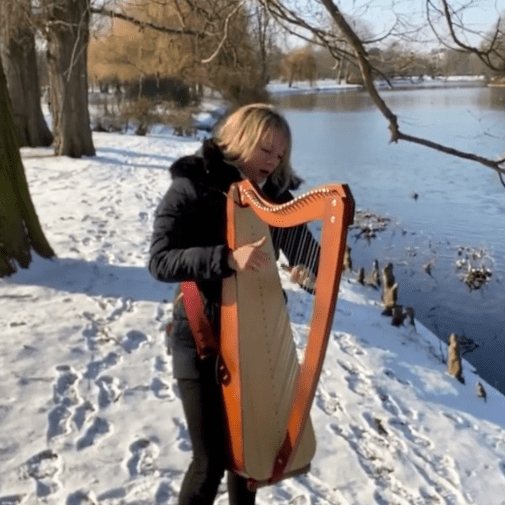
[149,139,317,378]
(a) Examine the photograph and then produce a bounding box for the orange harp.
[220,180,354,490]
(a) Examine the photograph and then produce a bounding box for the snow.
[266,76,488,94]
[2,83,505,504]
[266,80,362,95]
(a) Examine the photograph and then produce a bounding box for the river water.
[272,85,505,394]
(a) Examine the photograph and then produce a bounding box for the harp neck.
[232,179,354,229]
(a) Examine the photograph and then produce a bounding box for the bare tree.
[90,0,264,104]
[261,0,505,184]
[283,47,317,87]
[0,0,53,147]
[247,2,277,86]
[0,55,54,278]
[43,0,95,157]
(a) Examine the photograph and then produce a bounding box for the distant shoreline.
[266,76,488,96]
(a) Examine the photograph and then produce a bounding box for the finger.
[252,236,267,249]
[290,265,303,282]
[248,255,269,271]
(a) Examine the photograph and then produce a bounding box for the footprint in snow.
[0,494,26,505]
[338,360,371,396]
[288,497,308,505]
[53,365,80,407]
[387,418,433,449]
[47,404,73,440]
[47,365,81,440]
[81,315,116,351]
[123,330,148,353]
[154,355,169,373]
[499,461,505,478]
[294,473,349,505]
[76,417,110,450]
[173,417,192,452]
[106,297,134,322]
[333,331,365,357]
[315,389,341,415]
[72,401,95,430]
[19,449,61,498]
[96,375,122,408]
[127,438,160,477]
[382,368,410,386]
[96,488,127,502]
[151,377,176,400]
[84,351,120,380]
[65,489,98,505]
[374,386,415,420]
[441,410,474,430]
[154,480,175,504]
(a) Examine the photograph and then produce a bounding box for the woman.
[149,103,318,505]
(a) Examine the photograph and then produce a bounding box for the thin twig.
[201,1,245,64]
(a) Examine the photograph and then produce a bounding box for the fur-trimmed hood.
[168,139,242,193]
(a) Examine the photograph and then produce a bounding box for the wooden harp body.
[220,180,354,489]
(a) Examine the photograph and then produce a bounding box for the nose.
[269,153,282,166]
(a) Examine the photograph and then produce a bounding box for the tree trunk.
[45,0,95,157]
[1,27,53,148]
[0,57,55,278]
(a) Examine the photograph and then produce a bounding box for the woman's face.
[240,128,286,184]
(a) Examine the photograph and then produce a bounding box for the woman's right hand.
[228,236,270,272]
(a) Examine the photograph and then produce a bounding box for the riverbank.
[266,75,488,95]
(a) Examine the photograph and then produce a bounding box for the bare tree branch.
[427,0,505,72]
[201,0,245,63]
[89,5,205,37]
[263,0,505,182]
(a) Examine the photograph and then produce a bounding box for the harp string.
[231,189,323,364]
[224,184,325,345]
[281,223,322,359]
[224,185,322,286]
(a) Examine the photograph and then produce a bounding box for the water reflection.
[486,87,505,110]
[272,84,505,113]
[271,90,376,111]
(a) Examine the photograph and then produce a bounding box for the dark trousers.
[177,375,256,505]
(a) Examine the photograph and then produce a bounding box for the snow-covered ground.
[265,76,487,95]
[1,84,505,504]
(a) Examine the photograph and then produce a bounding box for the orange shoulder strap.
[180,281,219,359]
[181,281,231,384]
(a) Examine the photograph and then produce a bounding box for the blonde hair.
[214,103,293,192]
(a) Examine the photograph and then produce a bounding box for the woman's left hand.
[289,265,316,292]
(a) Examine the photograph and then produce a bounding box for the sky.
[1,81,505,504]
[337,0,503,28]
[287,0,505,49]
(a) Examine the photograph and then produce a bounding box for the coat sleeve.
[148,178,234,283]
